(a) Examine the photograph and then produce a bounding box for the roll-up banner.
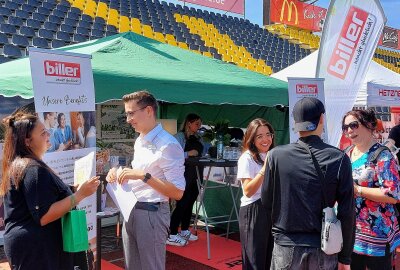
[288,77,327,143]
[29,47,97,267]
[316,0,386,147]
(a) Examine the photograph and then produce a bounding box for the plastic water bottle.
[216,135,224,160]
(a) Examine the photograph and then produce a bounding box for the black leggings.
[169,165,203,235]
[351,245,392,270]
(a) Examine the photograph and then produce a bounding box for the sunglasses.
[342,121,360,132]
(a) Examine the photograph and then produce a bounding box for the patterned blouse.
[352,143,400,256]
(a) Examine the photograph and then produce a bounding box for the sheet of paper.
[106,180,137,222]
[74,152,95,186]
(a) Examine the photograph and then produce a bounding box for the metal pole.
[243,0,246,20]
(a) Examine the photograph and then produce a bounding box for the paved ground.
[0,225,217,270]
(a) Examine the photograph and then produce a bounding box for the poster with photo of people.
[40,111,97,153]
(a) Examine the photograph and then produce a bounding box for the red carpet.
[166,231,242,270]
[101,259,123,270]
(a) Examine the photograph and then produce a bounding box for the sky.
[167,0,400,29]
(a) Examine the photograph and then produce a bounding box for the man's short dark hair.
[122,90,158,115]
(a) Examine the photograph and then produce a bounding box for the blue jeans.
[271,243,338,270]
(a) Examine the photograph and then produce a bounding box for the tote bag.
[61,209,89,252]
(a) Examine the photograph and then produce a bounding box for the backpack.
[345,145,400,217]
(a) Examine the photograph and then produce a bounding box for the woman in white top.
[237,118,275,270]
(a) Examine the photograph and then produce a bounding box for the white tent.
[272,50,400,106]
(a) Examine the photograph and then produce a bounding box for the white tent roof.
[271,50,400,106]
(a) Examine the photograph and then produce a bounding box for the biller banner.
[378,26,400,49]
[316,0,386,147]
[366,82,400,106]
[29,48,97,265]
[288,77,327,143]
[179,0,244,15]
[270,0,327,32]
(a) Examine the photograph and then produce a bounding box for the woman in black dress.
[0,111,100,270]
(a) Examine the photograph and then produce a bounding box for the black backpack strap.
[298,140,328,208]
[343,145,354,154]
[368,146,390,165]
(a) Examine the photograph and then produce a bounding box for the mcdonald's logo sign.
[280,0,298,24]
[270,0,327,32]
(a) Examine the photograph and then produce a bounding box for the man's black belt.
[135,201,162,212]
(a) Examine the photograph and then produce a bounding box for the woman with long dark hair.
[238,118,275,270]
[167,113,204,246]
[1,111,99,270]
[342,109,400,270]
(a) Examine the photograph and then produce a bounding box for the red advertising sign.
[378,26,400,50]
[270,0,327,32]
[179,0,244,15]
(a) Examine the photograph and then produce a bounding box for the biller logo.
[44,61,81,78]
[296,84,318,94]
[328,6,368,79]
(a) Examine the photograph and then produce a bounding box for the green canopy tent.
[0,32,289,143]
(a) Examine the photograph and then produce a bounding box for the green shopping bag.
[61,209,89,252]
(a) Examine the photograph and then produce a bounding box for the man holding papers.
[106,91,185,270]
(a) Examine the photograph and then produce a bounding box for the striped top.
[352,143,400,256]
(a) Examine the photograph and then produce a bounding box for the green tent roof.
[0,32,288,106]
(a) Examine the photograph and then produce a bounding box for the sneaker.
[179,230,198,241]
[166,234,188,246]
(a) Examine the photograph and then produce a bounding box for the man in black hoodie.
[261,97,355,270]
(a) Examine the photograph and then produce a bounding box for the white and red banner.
[367,82,400,106]
[270,0,327,32]
[180,0,244,15]
[316,0,386,146]
[29,48,97,264]
[288,77,327,143]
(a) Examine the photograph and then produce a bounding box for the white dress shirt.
[237,150,266,207]
[131,124,185,202]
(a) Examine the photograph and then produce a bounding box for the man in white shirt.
[106,91,185,270]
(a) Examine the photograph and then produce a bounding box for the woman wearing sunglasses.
[342,109,400,270]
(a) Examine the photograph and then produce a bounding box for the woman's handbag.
[62,207,89,252]
[298,140,343,255]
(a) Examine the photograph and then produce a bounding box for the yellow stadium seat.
[202,51,212,57]
[265,65,272,72]
[142,29,154,38]
[166,39,178,46]
[165,34,175,42]
[83,9,96,17]
[256,59,264,65]
[178,42,189,50]
[119,16,130,31]
[182,15,190,24]
[154,32,165,43]
[174,13,183,23]
[256,65,264,73]
[142,25,152,33]
[131,25,141,34]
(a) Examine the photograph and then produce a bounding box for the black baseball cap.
[293,97,325,132]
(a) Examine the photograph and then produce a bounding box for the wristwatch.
[143,173,152,183]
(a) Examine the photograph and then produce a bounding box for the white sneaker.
[166,234,188,246]
[179,230,198,241]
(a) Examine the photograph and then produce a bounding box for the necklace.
[352,141,376,159]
